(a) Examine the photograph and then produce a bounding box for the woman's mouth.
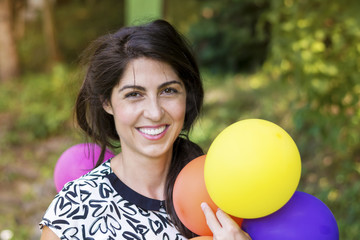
[137,125,169,139]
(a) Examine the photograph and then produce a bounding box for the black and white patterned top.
[40,160,186,240]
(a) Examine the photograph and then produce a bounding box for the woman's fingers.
[216,208,238,228]
[216,209,252,239]
[201,202,221,234]
[201,202,252,240]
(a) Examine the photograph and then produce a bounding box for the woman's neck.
[110,150,172,200]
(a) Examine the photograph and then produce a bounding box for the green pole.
[125,0,163,25]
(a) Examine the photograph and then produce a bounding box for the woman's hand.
[201,202,252,240]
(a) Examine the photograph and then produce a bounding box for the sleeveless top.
[39,160,186,240]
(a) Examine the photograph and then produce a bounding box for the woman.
[40,19,251,240]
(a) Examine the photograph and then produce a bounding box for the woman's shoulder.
[39,160,114,225]
[57,160,113,199]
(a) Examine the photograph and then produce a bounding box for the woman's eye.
[162,88,178,95]
[125,92,142,98]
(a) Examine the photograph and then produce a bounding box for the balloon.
[173,155,243,236]
[54,143,114,192]
[173,155,216,236]
[189,237,213,240]
[242,191,339,240]
[205,119,301,218]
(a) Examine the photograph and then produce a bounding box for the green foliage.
[0,81,18,112]
[188,0,270,73]
[191,70,295,151]
[263,0,360,238]
[17,19,48,73]
[265,0,360,149]
[2,64,79,144]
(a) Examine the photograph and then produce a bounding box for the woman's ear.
[102,99,114,115]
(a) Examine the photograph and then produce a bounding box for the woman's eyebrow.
[158,80,183,89]
[119,80,183,93]
[119,85,145,92]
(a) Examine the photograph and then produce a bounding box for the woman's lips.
[137,125,169,140]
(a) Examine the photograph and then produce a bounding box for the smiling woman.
[102,58,187,161]
[39,19,251,240]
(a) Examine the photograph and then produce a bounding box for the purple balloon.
[242,191,339,240]
[54,143,114,192]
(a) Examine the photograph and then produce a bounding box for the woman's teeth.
[139,126,167,136]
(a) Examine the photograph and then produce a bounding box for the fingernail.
[201,202,206,210]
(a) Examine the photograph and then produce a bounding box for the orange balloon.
[173,155,216,235]
[189,237,213,240]
[173,155,243,236]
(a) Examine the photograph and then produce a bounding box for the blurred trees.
[8,0,125,73]
[42,0,61,65]
[1,0,199,77]
[188,0,270,73]
[0,0,61,79]
[267,0,360,157]
[0,0,126,142]
[266,1,360,236]
[0,0,20,81]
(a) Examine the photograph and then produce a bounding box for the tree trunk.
[42,0,61,66]
[0,0,20,82]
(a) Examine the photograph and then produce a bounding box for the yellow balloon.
[204,119,301,219]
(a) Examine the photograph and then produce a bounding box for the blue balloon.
[242,191,339,240]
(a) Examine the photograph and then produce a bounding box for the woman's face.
[104,57,187,160]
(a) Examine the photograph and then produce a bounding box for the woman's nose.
[143,97,164,121]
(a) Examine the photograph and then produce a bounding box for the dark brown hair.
[75,19,203,238]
